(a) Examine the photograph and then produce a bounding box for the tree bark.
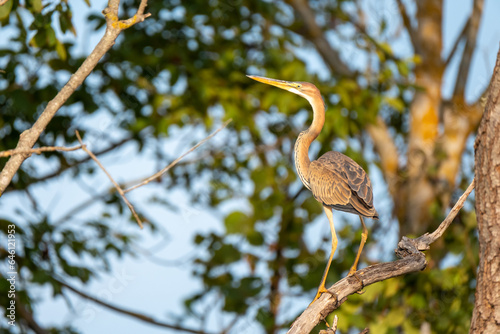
[470,45,500,333]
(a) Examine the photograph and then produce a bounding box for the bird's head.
[247,75,322,105]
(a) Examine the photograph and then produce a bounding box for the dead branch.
[75,131,144,229]
[287,178,475,334]
[0,0,151,196]
[0,145,83,158]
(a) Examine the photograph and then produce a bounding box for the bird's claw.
[310,286,339,307]
[348,271,365,294]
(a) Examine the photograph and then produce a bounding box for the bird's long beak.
[246,75,295,91]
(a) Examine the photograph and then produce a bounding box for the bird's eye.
[297,84,302,88]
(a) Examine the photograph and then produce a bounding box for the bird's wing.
[308,151,377,217]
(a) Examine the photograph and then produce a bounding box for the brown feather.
[308,151,378,219]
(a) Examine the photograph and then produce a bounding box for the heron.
[247,75,379,304]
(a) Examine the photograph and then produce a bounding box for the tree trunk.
[470,45,500,333]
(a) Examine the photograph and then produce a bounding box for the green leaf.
[28,0,42,13]
[0,0,13,20]
[55,40,67,60]
[46,27,56,46]
[224,211,248,234]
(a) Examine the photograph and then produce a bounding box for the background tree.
[0,0,497,333]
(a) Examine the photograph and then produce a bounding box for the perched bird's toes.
[348,272,365,294]
[309,286,338,306]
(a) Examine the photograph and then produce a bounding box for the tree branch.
[395,0,418,47]
[287,178,475,334]
[0,0,150,196]
[286,0,354,77]
[0,145,83,158]
[452,0,484,98]
[54,277,213,334]
[75,131,143,228]
[444,17,470,67]
[123,119,232,193]
[3,137,133,194]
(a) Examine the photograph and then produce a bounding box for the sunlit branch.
[0,145,83,158]
[0,0,151,196]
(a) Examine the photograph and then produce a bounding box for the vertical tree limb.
[0,0,151,196]
[470,44,500,333]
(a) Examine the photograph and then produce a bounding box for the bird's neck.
[294,95,325,190]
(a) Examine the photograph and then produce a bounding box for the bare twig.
[75,131,144,229]
[413,178,475,248]
[287,178,475,334]
[54,277,213,334]
[123,119,232,193]
[0,0,151,196]
[0,145,83,158]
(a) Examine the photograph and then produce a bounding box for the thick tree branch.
[75,131,143,228]
[286,0,354,77]
[54,277,213,334]
[287,178,475,334]
[452,0,484,98]
[0,0,150,196]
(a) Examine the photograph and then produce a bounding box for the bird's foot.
[309,286,338,307]
[348,270,365,294]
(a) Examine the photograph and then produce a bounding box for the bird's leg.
[348,216,368,292]
[310,206,338,306]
